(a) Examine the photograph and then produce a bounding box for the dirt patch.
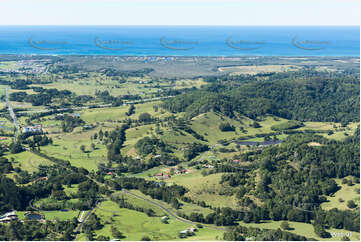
[308,142,322,147]
[127,148,138,157]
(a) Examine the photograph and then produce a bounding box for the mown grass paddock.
[76,200,224,241]
[237,220,360,241]
[321,177,360,211]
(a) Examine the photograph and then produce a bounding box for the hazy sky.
[0,0,359,26]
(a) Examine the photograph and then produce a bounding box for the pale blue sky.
[0,0,359,26]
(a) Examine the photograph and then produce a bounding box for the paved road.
[5,88,20,141]
[123,95,173,105]
[74,203,98,239]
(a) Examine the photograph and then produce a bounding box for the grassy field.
[43,210,79,221]
[111,192,166,217]
[237,220,360,241]
[6,151,54,173]
[165,170,239,209]
[0,61,18,71]
[299,121,359,141]
[218,65,300,75]
[41,126,109,171]
[77,200,224,241]
[80,106,128,123]
[127,189,214,217]
[190,113,290,144]
[321,177,360,211]
[15,210,79,221]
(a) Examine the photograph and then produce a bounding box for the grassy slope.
[127,189,214,217]
[237,220,360,241]
[166,170,239,209]
[321,178,360,211]
[6,151,54,173]
[77,200,223,241]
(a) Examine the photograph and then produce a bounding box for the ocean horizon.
[0,26,359,56]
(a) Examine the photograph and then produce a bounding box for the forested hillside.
[162,71,360,123]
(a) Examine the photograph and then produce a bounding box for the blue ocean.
[0,26,359,56]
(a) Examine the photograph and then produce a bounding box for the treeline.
[135,137,169,156]
[111,194,156,217]
[223,225,310,241]
[10,87,72,106]
[184,143,209,161]
[111,177,187,209]
[57,114,85,132]
[101,68,154,77]
[0,219,77,240]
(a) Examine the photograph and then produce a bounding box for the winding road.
[5,87,20,140]
[119,189,228,231]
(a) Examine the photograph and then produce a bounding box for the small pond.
[25,213,42,220]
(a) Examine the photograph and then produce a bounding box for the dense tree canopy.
[162,71,359,123]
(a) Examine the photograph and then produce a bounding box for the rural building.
[189,227,197,233]
[203,164,214,168]
[22,125,43,134]
[175,168,188,174]
[69,113,80,118]
[179,227,197,237]
[0,211,18,223]
[161,216,169,222]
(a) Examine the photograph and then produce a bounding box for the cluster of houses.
[154,167,189,179]
[0,211,18,223]
[175,168,188,175]
[56,113,80,119]
[22,125,43,134]
[203,164,214,169]
[154,172,171,179]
